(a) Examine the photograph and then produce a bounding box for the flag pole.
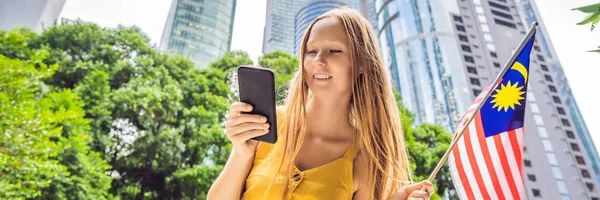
[423,21,539,185]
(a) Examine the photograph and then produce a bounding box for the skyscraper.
[159,0,237,68]
[516,0,600,193]
[262,0,304,54]
[294,0,347,55]
[0,0,67,32]
[263,0,377,55]
[376,0,600,199]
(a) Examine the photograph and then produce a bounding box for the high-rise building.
[516,0,600,194]
[0,0,67,32]
[293,0,378,55]
[159,0,237,68]
[262,0,304,54]
[376,0,600,199]
[294,0,347,55]
[263,0,377,55]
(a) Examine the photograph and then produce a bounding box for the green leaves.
[573,3,600,52]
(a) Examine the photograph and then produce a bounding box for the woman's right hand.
[224,102,270,159]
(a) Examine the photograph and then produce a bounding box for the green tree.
[573,2,600,52]
[0,23,234,199]
[209,51,254,72]
[0,52,112,199]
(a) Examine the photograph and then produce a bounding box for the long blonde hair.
[272,7,412,200]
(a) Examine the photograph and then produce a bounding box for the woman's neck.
[305,94,354,139]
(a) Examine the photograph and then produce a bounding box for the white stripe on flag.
[457,134,484,200]
[486,134,515,200]
[468,122,498,199]
[500,130,525,199]
[448,155,469,200]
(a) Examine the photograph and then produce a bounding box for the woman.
[208,7,434,200]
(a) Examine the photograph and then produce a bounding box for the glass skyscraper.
[159,0,237,68]
[294,0,347,55]
[376,0,468,132]
[263,0,304,54]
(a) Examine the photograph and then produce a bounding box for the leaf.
[576,11,600,27]
[572,3,600,13]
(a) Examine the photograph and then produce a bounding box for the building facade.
[376,0,600,199]
[294,0,347,55]
[0,0,67,32]
[159,0,237,68]
[262,0,304,54]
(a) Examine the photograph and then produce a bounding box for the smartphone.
[237,65,278,144]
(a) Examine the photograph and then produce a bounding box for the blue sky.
[60,0,600,150]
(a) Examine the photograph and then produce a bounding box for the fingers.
[228,102,253,119]
[225,114,267,128]
[226,122,270,136]
[401,180,434,200]
[402,180,429,194]
[231,129,270,144]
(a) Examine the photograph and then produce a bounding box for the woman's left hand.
[392,180,434,200]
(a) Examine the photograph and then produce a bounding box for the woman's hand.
[392,180,434,200]
[224,102,270,159]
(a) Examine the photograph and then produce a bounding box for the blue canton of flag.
[479,35,535,138]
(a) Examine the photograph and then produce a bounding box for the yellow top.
[241,137,359,200]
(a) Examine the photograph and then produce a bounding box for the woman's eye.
[306,50,317,54]
[329,50,342,54]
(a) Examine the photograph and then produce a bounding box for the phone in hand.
[237,65,278,144]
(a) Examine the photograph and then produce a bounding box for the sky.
[60,0,599,149]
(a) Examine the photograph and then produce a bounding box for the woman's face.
[303,17,353,99]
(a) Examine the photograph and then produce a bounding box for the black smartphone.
[237,65,278,144]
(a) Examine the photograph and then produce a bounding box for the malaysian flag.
[448,30,536,199]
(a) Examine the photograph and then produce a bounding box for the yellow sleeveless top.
[242,137,359,199]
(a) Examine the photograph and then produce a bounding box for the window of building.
[462,45,472,52]
[454,15,463,23]
[534,45,541,52]
[592,197,599,200]
[544,75,553,82]
[556,180,568,194]
[547,153,558,165]
[532,189,541,197]
[473,89,481,96]
[548,85,557,93]
[571,142,580,152]
[566,130,575,139]
[456,25,466,32]
[562,119,571,127]
[557,107,566,115]
[576,156,586,165]
[494,18,516,28]
[470,78,481,86]
[537,55,545,61]
[464,55,475,63]
[467,66,478,74]
[493,62,501,68]
[552,96,562,103]
[490,52,497,58]
[528,174,536,182]
[524,159,531,167]
[582,169,591,178]
[587,183,595,192]
[488,1,510,11]
[551,166,563,179]
[459,34,469,42]
[491,10,513,20]
[541,64,549,71]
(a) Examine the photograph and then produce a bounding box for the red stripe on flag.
[452,146,476,199]
[493,135,521,199]
[508,129,524,178]
[463,128,491,199]
[475,115,506,200]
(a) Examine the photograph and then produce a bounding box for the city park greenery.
[0,22,452,199]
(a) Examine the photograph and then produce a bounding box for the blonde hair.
[271,7,412,199]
